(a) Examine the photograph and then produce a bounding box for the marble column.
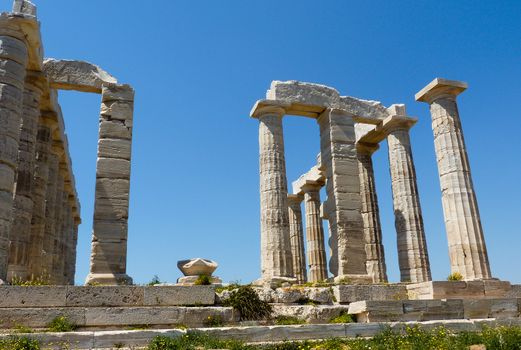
[27,114,56,279]
[50,165,64,284]
[0,35,28,281]
[252,103,294,285]
[317,108,368,282]
[8,71,42,281]
[42,150,59,274]
[61,201,72,284]
[57,188,68,284]
[387,115,431,283]
[86,84,134,285]
[288,194,306,284]
[416,78,490,280]
[357,143,388,283]
[303,184,328,282]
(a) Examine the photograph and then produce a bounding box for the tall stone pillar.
[357,143,388,283]
[86,84,134,285]
[317,109,368,282]
[287,194,306,284]
[8,71,43,281]
[416,78,490,280]
[57,189,68,284]
[0,35,28,282]
[387,115,431,283]
[61,201,72,284]
[42,150,59,274]
[251,102,295,285]
[302,185,328,282]
[50,165,64,284]
[27,114,56,279]
[68,217,79,285]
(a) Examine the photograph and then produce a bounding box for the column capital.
[287,194,303,205]
[415,78,467,104]
[382,115,417,134]
[250,99,289,119]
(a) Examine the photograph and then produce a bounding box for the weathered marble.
[287,194,306,284]
[416,78,490,280]
[303,184,328,282]
[386,111,431,283]
[357,143,387,283]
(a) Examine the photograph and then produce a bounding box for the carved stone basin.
[177,258,218,276]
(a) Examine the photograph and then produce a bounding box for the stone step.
[3,318,521,349]
[348,298,521,323]
[0,285,215,308]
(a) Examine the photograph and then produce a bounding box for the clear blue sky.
[5,1,520,285]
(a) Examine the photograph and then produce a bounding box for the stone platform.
[407,280,513,300]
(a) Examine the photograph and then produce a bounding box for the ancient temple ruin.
[0,0,135,285]
[250,79,490,286]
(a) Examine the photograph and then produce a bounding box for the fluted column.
[57,188,68,284]
[303,185,328,282]
[357,143,388,283]
[8,72,42,281]
[416,78,490,280]
[50,165,64,284]
[288,194,306,284]
[61,201,72,284]
[251,102,295,285]
[27,114,56,279]
[42,150,59,274]
[86,84,134,285]
[387,115,431,282]
[318,108,367,282]
[0,35,28,281]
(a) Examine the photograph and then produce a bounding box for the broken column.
[357,142,388,283]
[386,109,431,283]
[416,78,491,280]
[7,71,42,281]
[317,108,368,282]
[0,35,28,281]
[86,83,134,285]
[287,194,306,284]
[251,101,295,285]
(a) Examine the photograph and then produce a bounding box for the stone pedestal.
[8,72,42,281]
[317,109,367,281]
[287,194,306,284]
[87,84,134,286]
[416,78,491,280]
[303,184,328,282]
[357,143,387,283]
[386,115,431,283]
[0,35,28,282]
[252,103,295,284]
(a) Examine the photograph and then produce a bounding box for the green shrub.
[215,281,242,293]
[194,275,211,286]
[447,272,464,281]
[147,275,161,286]
[46,316,77,332]
[203,315,223,327]
[10,274,50,286]
[328,311,354,324]
[0,336,40,350]
[148,332,249,350]
[222,285,272,321]
[274,316,305,325]
[12,325,33,334]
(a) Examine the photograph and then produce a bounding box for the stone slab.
[65,286,144,307]
[407,280,512,300]
[271,305,350,324]
[143,286,216,306]
[0,286,67,307]
[333,284,408,304]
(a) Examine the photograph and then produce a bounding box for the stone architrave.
[386,113,431,283]
[287,194,306,284]
[357,143,388,283]
[8,71,42,281]
[0,35,28,282]
[302,184,328,282]
[251,102,295,285]
[416,78,491,280]
[86,84,134,285]
[317,108,368,282]
[27,114,56,279]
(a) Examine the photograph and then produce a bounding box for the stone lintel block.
[143,286,216,306]
[0,286,67,307]
[97,139,131,160]
[65,286,144,307]
[415,77,467,103]
[102,84,134,102]
[95,158,130,179]
[333,284,408,304]
[99,119,132,140]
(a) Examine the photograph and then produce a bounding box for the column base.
[85,273,133,286]
[253,276,297,288]
[333,274,373,284]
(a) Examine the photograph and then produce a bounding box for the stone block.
[0,83,23,112]
[0,307,86,328]
[95,158,130,179]
[0,165,14,192]
[0,107,22,139]
[98,120,132,140]
[100,100,133,121]
[93,197,129,221]
[407,281,486,300]
[484,280,511,297]
[272,305,350,324]
[89,241,127,273]
[0,134,20,168]
[505,284,521,298]
[65,286,144,307]
[489,298,519,319]
[333,284,408,304]
[102,84,134,102]
[0,36,28,66]
[0,286,66,307]
[93,329,184,350]
[143,286,216,306]
[92,219,128,241]
[97,139,131,160]
[464,299,491,319]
